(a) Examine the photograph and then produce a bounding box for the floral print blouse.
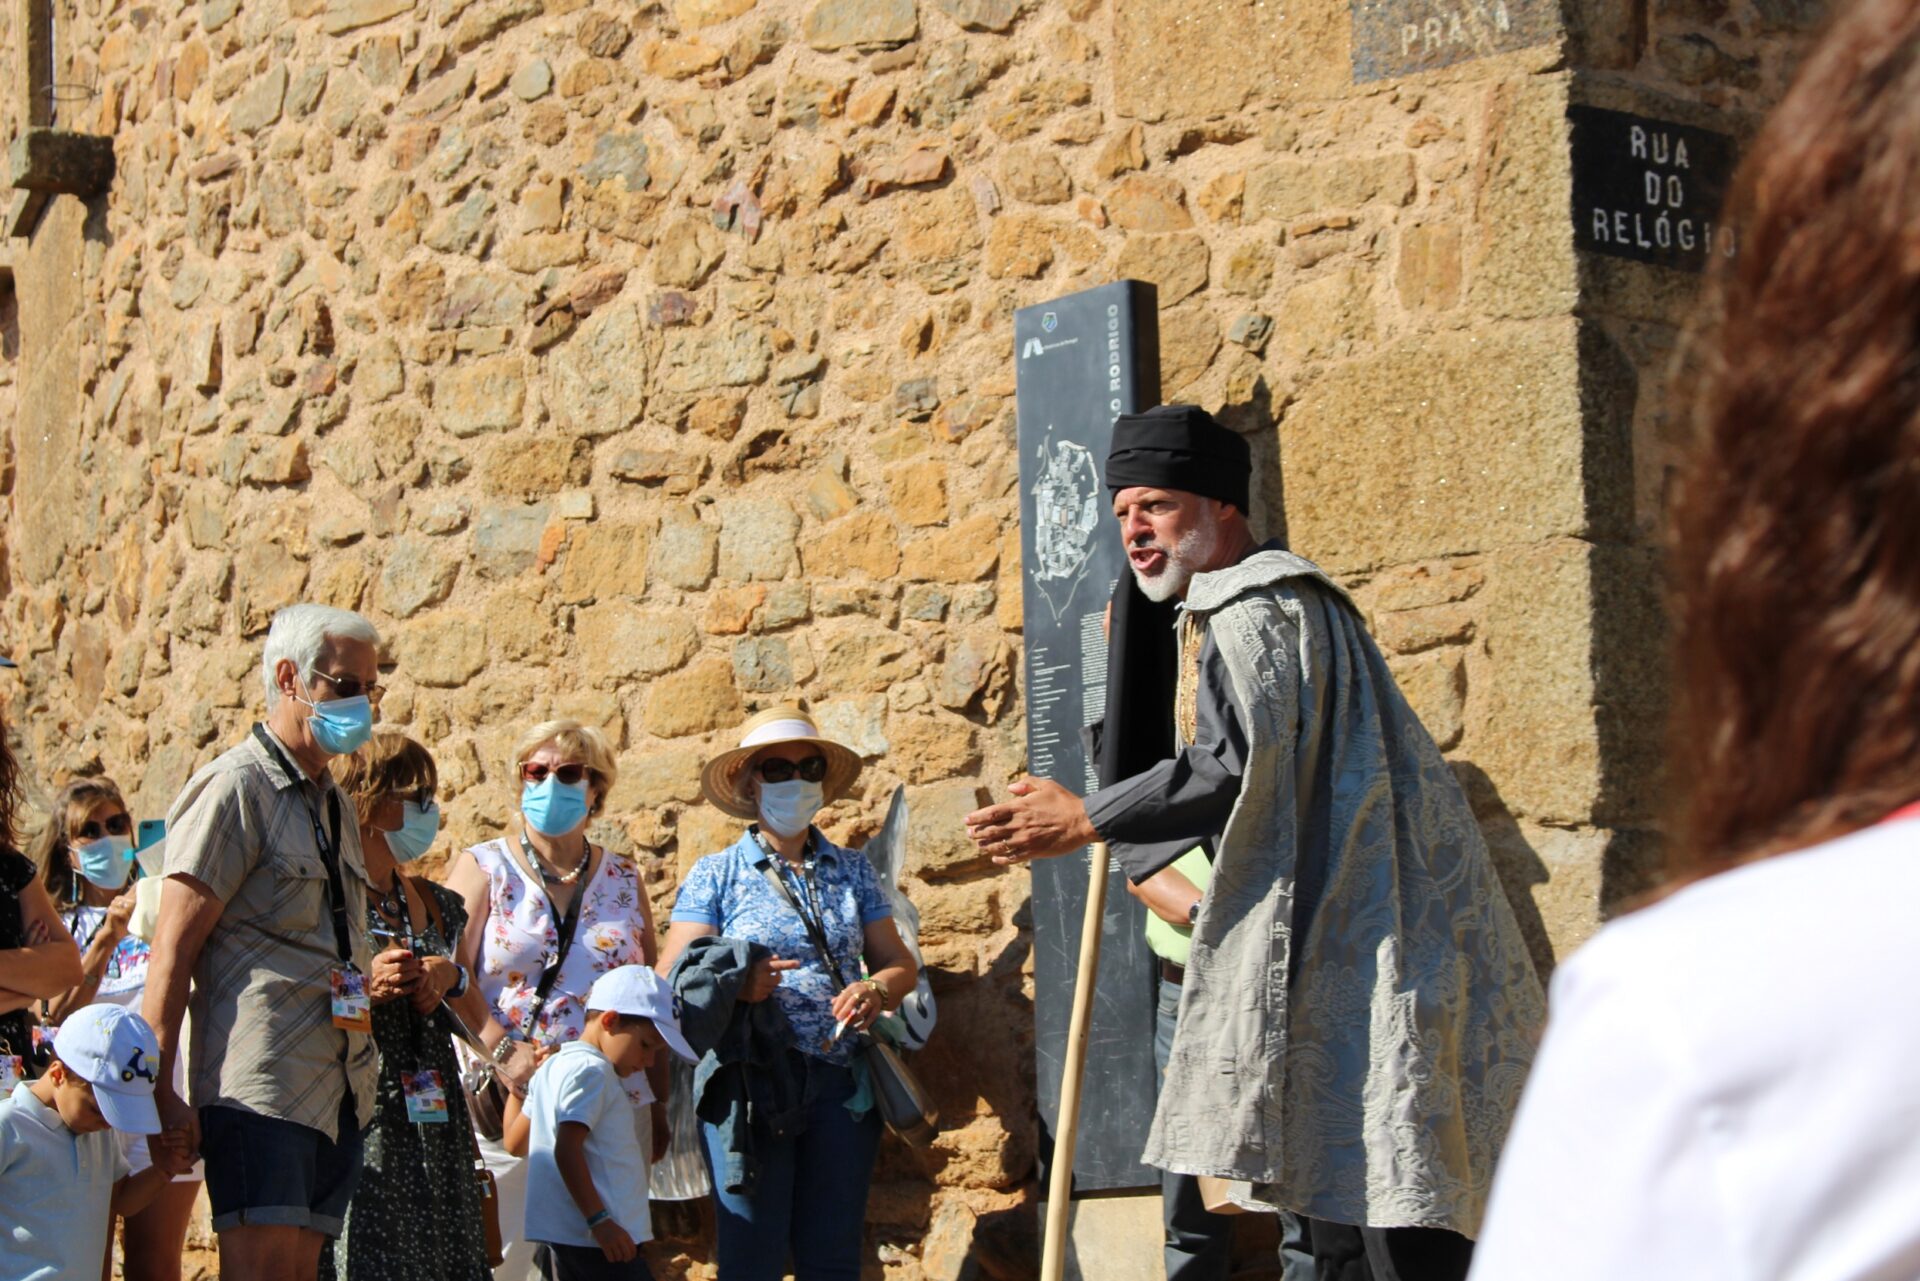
[467,838,654,1105]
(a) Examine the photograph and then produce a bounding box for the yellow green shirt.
[1142,847,1212,967]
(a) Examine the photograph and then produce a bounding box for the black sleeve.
[1083,639,1247,882]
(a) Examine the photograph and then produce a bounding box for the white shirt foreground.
[1471,818,1920,1281]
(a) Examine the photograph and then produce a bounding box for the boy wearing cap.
[0,1004,173,1280]
[521,964,694,1281]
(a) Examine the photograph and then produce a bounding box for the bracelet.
[490,1034,516,1064]
[448,964,469,1000]
[584,1209,612,1229]
[862,977,888,1011]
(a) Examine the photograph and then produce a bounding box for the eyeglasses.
[521,761,589,786]
[755,756,828,784]
[73,813,132,842]
[308,669,386,707]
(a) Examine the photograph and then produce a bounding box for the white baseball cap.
[52,1005,163,1134]
[585,965,695,1063]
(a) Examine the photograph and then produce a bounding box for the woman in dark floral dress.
[325,731,492,1281]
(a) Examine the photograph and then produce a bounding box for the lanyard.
[252,725,356,967]
[757,832,850,990]
[512,834,589,1041]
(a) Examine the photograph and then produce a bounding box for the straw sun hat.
[700,705,864,821]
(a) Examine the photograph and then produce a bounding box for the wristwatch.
[1187,898,1202,926]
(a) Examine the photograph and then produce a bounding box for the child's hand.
[591,1219,637,1262]
[152,1127,196,1175]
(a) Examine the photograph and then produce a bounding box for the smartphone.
[136,820,166,851]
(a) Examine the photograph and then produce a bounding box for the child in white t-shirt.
[0,1004,173,1281]
[520,965,694,1281]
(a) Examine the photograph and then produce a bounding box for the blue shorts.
[200,1096,366,1237]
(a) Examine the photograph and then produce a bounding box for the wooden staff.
[1039,839,1111,1281]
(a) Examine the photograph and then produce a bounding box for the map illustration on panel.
[1029,433,1102,624]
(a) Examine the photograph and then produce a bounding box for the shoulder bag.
[758,859,939,1148]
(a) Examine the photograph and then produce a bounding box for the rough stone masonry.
[0,0,1827,1275]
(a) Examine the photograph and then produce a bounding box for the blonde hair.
[333,731,438,829]
[512,719,617,817]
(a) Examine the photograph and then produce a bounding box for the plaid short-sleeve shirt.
[164,726,378,1139]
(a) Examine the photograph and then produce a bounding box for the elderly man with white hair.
[141,603,406,1281]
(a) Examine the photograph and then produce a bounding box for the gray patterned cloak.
[1145,548,1546,1237]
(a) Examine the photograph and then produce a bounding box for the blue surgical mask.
[296,683,374,756]
[75,834,135,890]
[522,778,590,837]
[383,800,441,864]
[758,780,823,840]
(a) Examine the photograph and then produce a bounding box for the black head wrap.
[1103,404,1251,513]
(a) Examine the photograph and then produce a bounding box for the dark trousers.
[1301,1218,1474,1281]
[1155,978,1234,1280]
[535,1242,657,1281]
[701,1058,882,1281]
[1154,977,1316,1281]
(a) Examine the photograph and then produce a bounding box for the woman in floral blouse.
[445,718,663,1279]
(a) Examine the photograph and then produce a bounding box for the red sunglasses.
[521,762,589,786]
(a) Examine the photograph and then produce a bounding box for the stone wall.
[1,0,1823,1275]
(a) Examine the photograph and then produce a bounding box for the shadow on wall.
[1221,375,1289,552]
[1,287,18,362]
[1454,760,1558,984]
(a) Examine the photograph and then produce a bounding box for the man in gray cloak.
[966,404,1545,1281]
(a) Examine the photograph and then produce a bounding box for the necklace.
[373,874,407,923]
[519,829,591,891]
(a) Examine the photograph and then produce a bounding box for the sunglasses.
[74,813,132,842]
[521,761,589,786]
[395,785,436,808]
[755,756,828,784]
[308,669,387,706]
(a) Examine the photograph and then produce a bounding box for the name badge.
[330,966,372,1033]
[403,1069,450,1124]
[0,1055,22,1093]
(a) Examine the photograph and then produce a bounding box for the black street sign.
[1570,104,1739,272]
[1015,279,1162,1192]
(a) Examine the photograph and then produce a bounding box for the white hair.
[260,604,382,708]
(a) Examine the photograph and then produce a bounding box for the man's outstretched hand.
[965,777,1101,865]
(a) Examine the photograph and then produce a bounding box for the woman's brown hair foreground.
[334,729,438,828]
[1669,0,1920,878]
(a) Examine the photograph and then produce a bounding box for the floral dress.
[324,881,489,1281]
[467,839,654,1106]
[0,850,32,1069]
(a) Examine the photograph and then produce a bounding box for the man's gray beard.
[1129,512,1220,603]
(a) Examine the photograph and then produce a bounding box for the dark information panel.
[1351,0,1559,81]
[1016,280,1162,1193]
[1571,105,1739,273]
